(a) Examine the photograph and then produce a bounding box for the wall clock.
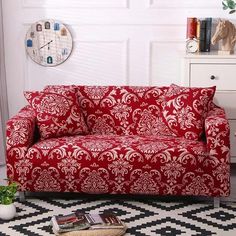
[25,19,73,66]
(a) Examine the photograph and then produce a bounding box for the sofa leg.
[214,197,220,208]
[18,191,26,202]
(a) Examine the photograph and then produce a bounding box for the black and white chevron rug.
[0,195,236,236]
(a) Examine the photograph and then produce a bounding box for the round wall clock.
[25,19,73,66]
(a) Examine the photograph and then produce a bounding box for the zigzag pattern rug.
[0,196,236,236]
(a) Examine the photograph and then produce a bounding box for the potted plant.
[0,180,18,220]
[222,0,236,14]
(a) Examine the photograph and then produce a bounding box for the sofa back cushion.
[43,84,215,138]
[75,86,171,135]
[24,89,88,139]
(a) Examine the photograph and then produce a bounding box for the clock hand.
[39,40,53,49]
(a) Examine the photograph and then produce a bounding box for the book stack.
[51,211,127,236]
[187,17,212,52]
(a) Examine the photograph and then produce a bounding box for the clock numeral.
[36,24,42,32]
[26,39,33,47]
[47,56,53,64]
[45,21,50,29]
[54,23,60,31]
[62,48,68,56]
[61,28,67,36]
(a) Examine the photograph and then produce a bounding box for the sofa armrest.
[204,106,230,196]
[205,106,230,160]
[6,106,37,178]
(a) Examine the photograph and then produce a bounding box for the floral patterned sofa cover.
[6,84,230,202]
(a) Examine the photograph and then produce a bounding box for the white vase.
[0,203,16,220]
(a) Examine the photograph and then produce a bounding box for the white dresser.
[183,52,236,163]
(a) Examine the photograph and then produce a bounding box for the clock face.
[25,19,73,66]
[186,39,199,53]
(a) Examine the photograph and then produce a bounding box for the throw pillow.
[44,85,78,94]
[161,84,216,140]
[76,86,170,135]
[24,89,88,139]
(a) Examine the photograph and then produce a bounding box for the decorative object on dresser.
[211,19,236,54]
[186,38,199,53]
[186,17,199,53]
[186,17,212,53]
[25,19,73,66]
[6,85,230,207]
[183,52,236,164]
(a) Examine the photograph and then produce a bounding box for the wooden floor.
[0,164,236,202]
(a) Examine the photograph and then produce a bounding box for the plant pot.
[0,203,16,220]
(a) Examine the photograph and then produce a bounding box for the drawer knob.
[210,75,216,80]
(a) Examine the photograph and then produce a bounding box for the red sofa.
[6,84,230,205]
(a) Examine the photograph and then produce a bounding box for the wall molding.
[22,0,130,9]
[149,0,219,9]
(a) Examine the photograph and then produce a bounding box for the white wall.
[0,115,4,165]
[0,0,8,165]
[2,0,235,116]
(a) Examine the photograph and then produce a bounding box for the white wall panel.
[22,0,129,8]
[149,0,218,9]
[26,40,129,90]
[150,41,185,86]
[2,0,236,116]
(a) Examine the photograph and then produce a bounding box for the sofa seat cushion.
[25,135,214,195]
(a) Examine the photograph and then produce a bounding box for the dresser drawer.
[214,91,236,119]
[190,64,236,90]
[229,120,236,160]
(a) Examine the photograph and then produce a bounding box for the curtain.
[0,0,8,165]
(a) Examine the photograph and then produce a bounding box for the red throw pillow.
[24,89,88,139]
[76,86,170,135]
[44,85,78,94]
[161,84,216,140]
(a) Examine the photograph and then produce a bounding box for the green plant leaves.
[222,0,236,13]
[0,182,18,205]
[228,0,236,9]
[222,1,228,8]
[222,1,228,10]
